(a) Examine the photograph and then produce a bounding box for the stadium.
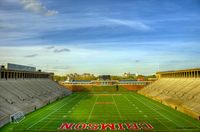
[1,0,200,131]
[0,63,200,132]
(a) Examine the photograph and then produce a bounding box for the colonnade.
[0,70,50,79]
[158,70,200,78]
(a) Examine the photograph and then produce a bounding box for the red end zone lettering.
[139,123,154,130]
[59,123,74,130]
[126,123,141,130]
[87,123,99,130]
[101,123,115,130]
[118,123,125,130]
[74,123,87,130]
[59,122,154,131]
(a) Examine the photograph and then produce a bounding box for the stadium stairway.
[0,79,72,127]
[138,78,200,120]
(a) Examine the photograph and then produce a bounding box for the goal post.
[10,111,25,123]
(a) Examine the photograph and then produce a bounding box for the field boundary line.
[137,94,200,128]
[20,94,74,124]
[124,94,171,130]
[112,95,123,120]
[155,117,171,130]
[38,94,87,131]
[130,95,172,130]
[87,96,98,122]
[27,94,81,129]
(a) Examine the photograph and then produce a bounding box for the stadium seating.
[0,79,72,127]
[139,78,200,119]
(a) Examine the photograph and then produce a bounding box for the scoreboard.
[98,75,111,80]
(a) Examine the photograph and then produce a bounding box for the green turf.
[1,92,200,132]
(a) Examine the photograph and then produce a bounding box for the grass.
[1,91,200,132]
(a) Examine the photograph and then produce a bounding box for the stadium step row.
[0,79,72,127]
[139,78,200,119]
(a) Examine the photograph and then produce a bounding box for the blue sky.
[0,0,200,75]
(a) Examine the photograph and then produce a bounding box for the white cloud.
[24,54,38,58]
[106,18,152,31]
[54,48,71,53]
[0,42,199,75]
[46,46,55,49]
[19,0,58,16]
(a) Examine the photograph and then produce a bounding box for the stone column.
[11,72,13,78]
[8,71,10,78]
[2,71,4,79]
[7,72,9,79]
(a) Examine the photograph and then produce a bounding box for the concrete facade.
[156,68,200,78]
[0,69,53,79]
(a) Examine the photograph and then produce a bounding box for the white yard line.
[87,96,98,122]
[124,95,170,130]
[131,95,174,131]
[112,95,123,120]
[123,95,134,105]
[20,94,74,124]
[155,117,171,130]
[27,94,81,129]
[38,95,87,131]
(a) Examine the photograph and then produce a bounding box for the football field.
[1,92,200,131]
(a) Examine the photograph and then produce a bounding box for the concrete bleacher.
[139,78,200,120]
[0,79,72,127]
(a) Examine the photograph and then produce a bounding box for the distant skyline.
[0,0,200,75]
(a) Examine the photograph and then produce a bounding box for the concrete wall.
[61,84,145,92]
